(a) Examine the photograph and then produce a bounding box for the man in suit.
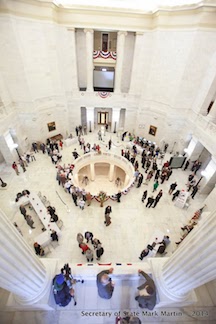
[96,268,114,299]
[135,269,156,310]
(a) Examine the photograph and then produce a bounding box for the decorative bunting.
[98,92,110,99]
[93,51,117,60]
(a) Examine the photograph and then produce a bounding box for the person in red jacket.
[79,242,89,255]
[12,162,19,175]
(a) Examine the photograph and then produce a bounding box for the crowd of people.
[76,231,104,262]
[139,235,170,260]
[175,206,205,245]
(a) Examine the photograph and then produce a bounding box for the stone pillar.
[90,163,95,181]
[206,100,216,123]
[109,164,114,182]
[0,133,17,165]
[84,29,94,92]
[114,31,127,93]
[111,108,121,133]
[86,107,94,132]
[185,137,204,161]
[129,32,144,94]
[160,210,216,300]
[200,158,216,194]
[67,28,79,92]
[0,209,47,304]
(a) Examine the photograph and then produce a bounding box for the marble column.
[84,29,94,92]
[86,107,94,132]
[111,108,121,133]
[185,137,204,161]
[161,210,216,300]
[0,209,48,304]
[200,158,216,194]
[115,31,127,93]
[90,163,95,181]
[67,28,79,92]
[129,32,144,94]
[109,164,114,182]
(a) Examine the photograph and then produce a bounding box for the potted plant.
[98,191,107,207]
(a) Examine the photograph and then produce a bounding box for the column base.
[6,259,58,310]
[149,258,197,307]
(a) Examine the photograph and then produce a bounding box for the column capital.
[118,31,128,37]
[67,27,75,32]
[84,28,94,34]
[135,31,144,36]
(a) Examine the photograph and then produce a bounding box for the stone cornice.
[0,0,216,31]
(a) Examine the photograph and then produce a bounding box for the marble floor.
[0,131,215,324]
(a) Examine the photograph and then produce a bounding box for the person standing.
[20,204,27,219]
[86,192,92,206]
[137,173,144,188]
[96,268,115,299]
[104,213,112,226]
[75,126,79,136]
[12,162,19,175]
[96,243,104,260]
[108,139,112,150]
[141,190,148,203]
[152,190,163,208]
[78,198,85,210]
[116,191,122,203]
[26,215,35,229]
[135,269,156,310]
[169,182,177,195]
[152,180,159,192]
[146,196,154,208]
[98,130,102,140]
[79,242,89,255]
[76,233,84,245]
[71,191,78,206]
[191,185,199,199]
[85,231,94,244]
[86,248,94,262]
[183,159,190,170]
[19,159,26,172]
[172,190,180,201]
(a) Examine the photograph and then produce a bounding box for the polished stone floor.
[0,130,214,324]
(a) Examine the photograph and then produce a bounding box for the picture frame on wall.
[149,125,157,136]
[47,122,56,132]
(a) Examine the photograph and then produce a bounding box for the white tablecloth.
[146,229,165,257]
[17,193,60,245]
[64,138,77,147]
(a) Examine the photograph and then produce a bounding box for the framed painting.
[47,122,56,132]
[149,125,157,136]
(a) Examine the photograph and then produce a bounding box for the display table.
[174,190,190,209]
[49,133,63,141]
[17,193,60,245]
[64,138,77,147]
[146,229,165,257]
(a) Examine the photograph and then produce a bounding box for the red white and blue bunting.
[93,51,117,60]
[97,92,111,99]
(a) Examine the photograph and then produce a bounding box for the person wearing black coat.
[135,270,156,310]
[141,190,147,203]
[85,231,94,244]
[146,196,154,208]
[116,191,122,202]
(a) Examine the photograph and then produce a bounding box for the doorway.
[97,112,109,125]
